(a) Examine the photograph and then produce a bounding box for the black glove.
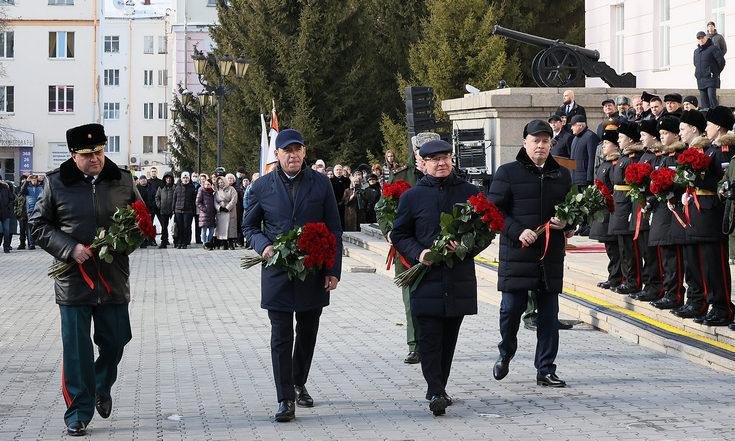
[220,207,229,213]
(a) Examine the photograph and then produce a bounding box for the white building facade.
[585,0,734,89]
[0,0,219,182]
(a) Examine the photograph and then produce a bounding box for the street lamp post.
[191,46,249,168]
[173,87,212,174]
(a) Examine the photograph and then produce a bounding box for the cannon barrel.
[492,25,599,61]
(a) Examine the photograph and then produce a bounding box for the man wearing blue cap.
[243,128,343,422]
[29,123,140,436]
[487,119,573,388]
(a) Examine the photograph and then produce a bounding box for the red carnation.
[381,179,412,200]
[132,200,156,239]
[594,179,615,212]
[624,162,653,186]
[649,168,675,194]
[297,222,337,270]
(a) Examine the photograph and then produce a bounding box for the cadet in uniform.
[29,124,139,436]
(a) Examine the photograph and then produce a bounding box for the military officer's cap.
[66,123,107,154]
[411,132,440,151]
[419,140,452,158]
[680,109,706,133]
[706,106,735,130]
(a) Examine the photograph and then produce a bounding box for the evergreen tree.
[170,87,217,174]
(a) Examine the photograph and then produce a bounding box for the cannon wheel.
[532,47,582,87]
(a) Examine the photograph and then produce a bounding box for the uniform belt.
[614,185,632,191]
[695,188,716,196]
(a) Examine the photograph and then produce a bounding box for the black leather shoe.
[274,400,295,422]
[700,310,733,327]
[66,421,87,436]
[652,297,681,310]
[403,351,420,364]
[493,357,510,381]
[537,373,566,387]
[614,284,639,295]
[729,323,735,331]
[635,291,662,302]
[443,393,453,406]
[558,320,574,330]
[672,303,706,318]
[294,385,314,407]
[597,280,612,289]
[96,394,112,418]
[158,243,167,249]
[428,395,447,416]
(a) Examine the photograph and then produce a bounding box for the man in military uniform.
[29,124,139,436]
[385,132,437,364]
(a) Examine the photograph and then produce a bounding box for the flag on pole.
[264,103,279,174]
[259,114,269,175]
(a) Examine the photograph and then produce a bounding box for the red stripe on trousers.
[676,246,683,303]
[719,242,733,318]
[633,238,642,288]
[698,245,708,300]
[61,361,72,407]
[656,246,664,296]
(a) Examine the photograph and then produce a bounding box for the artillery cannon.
[492,25,636,88]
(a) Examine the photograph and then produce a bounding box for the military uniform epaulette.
[663,141,687,154]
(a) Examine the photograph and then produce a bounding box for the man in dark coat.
[155,172,175,248]
[549,114,573,158]
[29,124,139,436]
[136,175,156,247]
[694,31,726,109]
[569,115,601,189]
[172,172,197,248]
[707,21,727,55]
[147,167,163,244]
[243,128,342,423]
[487,119,573,388]
[392,140,481,416]
[556,89,586,120]
[0,178,13,253]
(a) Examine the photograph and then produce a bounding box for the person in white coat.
[214,174,239,250]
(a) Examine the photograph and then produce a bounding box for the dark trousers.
[0,218,10,250]
[640,233,663,297]
[618,234,641,288]
[660,245,684,303]
[159,214,171,245]
[18,217,27,247]
[603,240,622,285]
[174,212,193,245]
[686,242,733,316]
[499,290,559,376]
[26,222,35,248]
[59,303,131,425]
[683,244,707,307]
[416,315,463,399]
[699,87,718,109]
[268,308,322,402]
[194,216,202,243]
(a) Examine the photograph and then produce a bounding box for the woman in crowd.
[196,178,217,249]
[214,175,239,250]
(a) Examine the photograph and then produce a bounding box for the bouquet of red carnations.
[624,162,654,206]
[374,180,412,235]
[649,167,676,202]
[534,181,613,236]
[48,200,156,282]
[394,193,504,289]
[241,222,337,281]
[674,148,711,188]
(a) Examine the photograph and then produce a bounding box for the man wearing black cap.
[392,139,482,416]
[243,128,343,422]
[596,99,621,138]
[682,95,699,111]
[694,30,726,109]
[569,116,600,234]
[488,119,573,388]
[663,93,683,117]
[29,124,140,436]
[548,114,573,158]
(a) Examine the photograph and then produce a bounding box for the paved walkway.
[0,246,733,440]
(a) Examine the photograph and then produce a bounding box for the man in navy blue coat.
[487,120,573,388]
[242,129,342,422]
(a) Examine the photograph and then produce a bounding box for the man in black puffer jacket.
[392,140,482,416]
[172,172,197,248]
[29,124,140,437]
[487,120,573,388]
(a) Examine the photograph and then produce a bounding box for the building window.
[48,0,74,4]
[207,0,216,6]
[157,36,167,54]
[144,70,153,86]
[157,69,168,86]
[105,136,120,153]
[103,102,120,120]
[144,36,154,54]
[144,102,154,119]
[655,0,670,69]
[158,102,168,119]
[711,0,727,35]
[0,32,14,59]
[610,4,624,71]
[157,136,168,153]
[104,69,120,86]
[49,31,75,59]
[143,136,153,153]
[104,35,119,53]
[0,86,14,113]
[49,85,74,112]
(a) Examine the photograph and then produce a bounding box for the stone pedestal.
[441,87,735,171]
